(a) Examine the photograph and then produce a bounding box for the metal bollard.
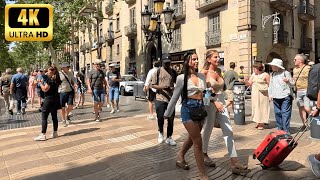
[233,81,246,125]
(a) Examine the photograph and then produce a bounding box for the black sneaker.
[21,108,26,115]
[9,110,13,116]
[66,115,71,121]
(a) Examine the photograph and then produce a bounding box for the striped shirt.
[268,70,294,99]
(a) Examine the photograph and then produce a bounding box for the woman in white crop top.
[201,50,250,174]
[164,52,209,180]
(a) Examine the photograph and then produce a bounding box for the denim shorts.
[109,86,120,101]
[180,99,204,123]
[93,89,105,103]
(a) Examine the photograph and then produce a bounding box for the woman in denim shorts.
[164,52,209,180]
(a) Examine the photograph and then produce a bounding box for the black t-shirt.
[77,73,85,87]
[88,69,105,90]
[44,77,59,97]
[107,70,120,88]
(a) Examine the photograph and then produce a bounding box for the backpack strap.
[156,68,161,85]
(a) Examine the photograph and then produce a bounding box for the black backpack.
[306,63,320,101]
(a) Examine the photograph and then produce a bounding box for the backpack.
[306,63,320,101]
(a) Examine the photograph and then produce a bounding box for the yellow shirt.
[293,65,310,90]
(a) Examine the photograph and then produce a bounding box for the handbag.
[257,83,268,93]
[189,107,208,121]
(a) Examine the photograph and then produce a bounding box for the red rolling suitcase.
[253,116,314,169]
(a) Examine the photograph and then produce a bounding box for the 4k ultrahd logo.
[5,4,53,41]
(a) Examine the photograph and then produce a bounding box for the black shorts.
[60,91,74,107]
[148,89,156,101]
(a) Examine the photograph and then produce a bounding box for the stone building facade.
[78,0,316,76]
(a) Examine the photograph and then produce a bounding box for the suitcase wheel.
[261,165,268,170]
[253,154,256,159]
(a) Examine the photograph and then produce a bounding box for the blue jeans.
[273,95,293,133]
[93,89,105,103]
[109,86,119,101]
[181,99,204,123]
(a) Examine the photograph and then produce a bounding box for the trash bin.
[133,83,146,101]
[310,115,320,139]
[233,81,246,125]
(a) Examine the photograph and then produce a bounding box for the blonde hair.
[203,50,219,70]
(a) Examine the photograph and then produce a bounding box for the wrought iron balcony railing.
[205,30,221,47]
[298,0,316,21]
[105,3,113,15]
[105,31,114,46]
[269,0,293,12]
[301,37,312,50]
[195,0,228,12]
[125,0,136,5]
[273,30,289,46]
[173,2,186,21]
[124,23,137,38]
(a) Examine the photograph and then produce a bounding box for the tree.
[0,1,15,71]
[13,0,89,68]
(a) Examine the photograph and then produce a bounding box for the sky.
[5,0,17,51]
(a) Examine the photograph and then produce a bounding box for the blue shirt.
[11,73,28,88]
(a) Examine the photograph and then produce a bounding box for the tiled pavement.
[0,113,319,180]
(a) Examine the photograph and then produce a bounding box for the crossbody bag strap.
[61,71,74,91]
[91,70,101,90]
[294,65,306,86]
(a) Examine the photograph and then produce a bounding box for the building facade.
[78,0,316,76]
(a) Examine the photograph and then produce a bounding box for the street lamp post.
[81,25,87,75]
[262,12,281,44]
[141,1,175,62]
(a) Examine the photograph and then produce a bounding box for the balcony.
[298,0,316,21]
[205,30,221,47]
[301,37,312,51]
[195,0,228,12]
[128,49,135,59]
[270,0,293,12]
[99,36,106,45]
[124,23,137,38]
[173,2,186,21]
[80,44,86,52]
[105,3,113,15]
[273,31,289,46]
[125,0,136,5]
[85,42,90,50]
[105,31,114,46]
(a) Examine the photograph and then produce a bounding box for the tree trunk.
[48,43,60,70]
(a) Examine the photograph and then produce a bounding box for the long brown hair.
[48,66,62,86]
[203,50,219,70]
[182,51,197,102]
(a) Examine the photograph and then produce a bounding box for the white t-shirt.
[144,67,158,92]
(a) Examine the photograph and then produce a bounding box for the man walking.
[58,63,76,126]
[107,64,122,114]
[144,60,160,120]
[293,54,311,127]
[0,68,14,116]
[87,60,109,122]
[224,62,239,111]
[10,68,28,115]
[151,54,177,146]
[36,69,45,112]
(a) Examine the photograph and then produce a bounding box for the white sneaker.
[51,131,58,138]
[34,133,46,141]
[158,132,164,144]
[110,109,115,114]
[61,120,68,127]
[107,104,111,108]
[147,115,155,120]
[165,137,177,146]
[116,109,120,112]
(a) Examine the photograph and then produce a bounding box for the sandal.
[231,164,250,174]
[176,161,190,170]
[204,159,216,167]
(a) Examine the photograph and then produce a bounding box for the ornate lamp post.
[141,1,176,61]
[80,24,87,75]
[262,12,281,44]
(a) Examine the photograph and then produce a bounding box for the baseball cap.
[61,63,70,68]
[109,63,116,67]
[162,53,171,63]
[94,59,102,65]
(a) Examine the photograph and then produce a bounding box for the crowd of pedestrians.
[0,50,319,178]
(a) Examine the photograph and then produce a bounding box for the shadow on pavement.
[0,119,29,124]
[63,128,100,137]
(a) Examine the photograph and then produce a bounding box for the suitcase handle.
[289,114,315,146]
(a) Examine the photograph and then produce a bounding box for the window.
[149,0,154,13]
[172,26,181,50]
[208,13,220,32]
[117,44,120,55]
[109,22,113,31]
[130,8,136,25]
[110,46,113,61]
[116,16,120,31]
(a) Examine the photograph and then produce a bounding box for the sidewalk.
[0,113,319,180]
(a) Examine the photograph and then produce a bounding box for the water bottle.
[204,88,211,106]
